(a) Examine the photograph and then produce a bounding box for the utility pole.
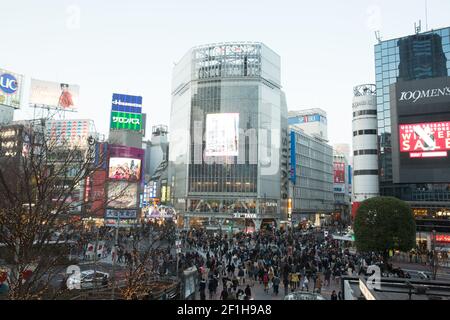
[93,226,99,294]
[111,215,120,300]
[431,229,437,280]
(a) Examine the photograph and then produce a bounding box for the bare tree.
[119,222,177,300]
[0,120,131,299]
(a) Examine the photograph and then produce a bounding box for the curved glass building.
[169,42,288,230]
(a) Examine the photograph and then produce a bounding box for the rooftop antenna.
[414,20,422,34]
[375,30,382,43]
[425,0,429,31]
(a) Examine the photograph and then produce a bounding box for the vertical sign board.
[290,131,296,184]
[110,93,143,132]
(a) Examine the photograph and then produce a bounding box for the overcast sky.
[3,0,450,147]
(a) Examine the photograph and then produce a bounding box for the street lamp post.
[431,229,437,280]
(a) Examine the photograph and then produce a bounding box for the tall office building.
[289,127,334,226]
[169,42,289,231]
[375,26,450,246]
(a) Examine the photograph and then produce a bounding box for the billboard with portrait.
[0,68,23,109]
[108,157,141,181]
[29,79,79,110]
[108,145,145,182]
[205,113,239,157]
[107,181,138,209]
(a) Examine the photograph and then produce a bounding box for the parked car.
[67,270,110,290]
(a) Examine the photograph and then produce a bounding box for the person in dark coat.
[244,284,252,299]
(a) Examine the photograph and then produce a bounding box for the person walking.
[244,284,252,300]
[220,287,228,300]
[315,274,322,294]
[199,278,206,300]
[302,275,309,292]
[283,276,289,295]
[331,290,338,300]
[262,271,269,293]
[272,275,280,296]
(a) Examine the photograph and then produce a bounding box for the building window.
[353,149,378,156]
[354,170,379,176]
[353,110,377,117]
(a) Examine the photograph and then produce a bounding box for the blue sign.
[111,93,142,114]
[348,165,352,185]
[288,114,326,125]
[0,73,18,94]
[290,131,296,184]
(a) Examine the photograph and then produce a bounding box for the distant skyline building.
[288,108,328,142]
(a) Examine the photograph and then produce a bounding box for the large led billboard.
[391,76,450,183]
[108,157,141,181]
[205,113,239,157]
[108,145,145,182]
[110,111,142,131]
[29,79,79,111]
[399,121,450,158]
[0,68,23,109]
[107,181,138,209]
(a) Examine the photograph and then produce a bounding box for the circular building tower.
[352,84,379,218]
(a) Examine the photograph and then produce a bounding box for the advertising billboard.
[399,121,450,157]
[108,145,145,181]
[205,113,239,157]
[107,181,138,209]
[104,219,137,228]
[29,79,79,110]
[108,157,141,181]
[105,209,138,219]
[110,111,142,131]
[333,162,346,184]
[391,76,450,183]
[90,170,107,216]
[111,93,142,114]
[46,119,94,149]
[0,68,23,109]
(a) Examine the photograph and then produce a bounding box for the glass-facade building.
[169,42,288,229]
[375,27,450,226]
[289,128,334,225]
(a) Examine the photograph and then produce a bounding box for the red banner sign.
[333,162,345,183]
[399,121,450,156]
[436,234,450,243]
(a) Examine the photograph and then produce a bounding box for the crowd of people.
[176,226,390,300]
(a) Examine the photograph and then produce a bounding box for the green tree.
[354,197,416,257]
